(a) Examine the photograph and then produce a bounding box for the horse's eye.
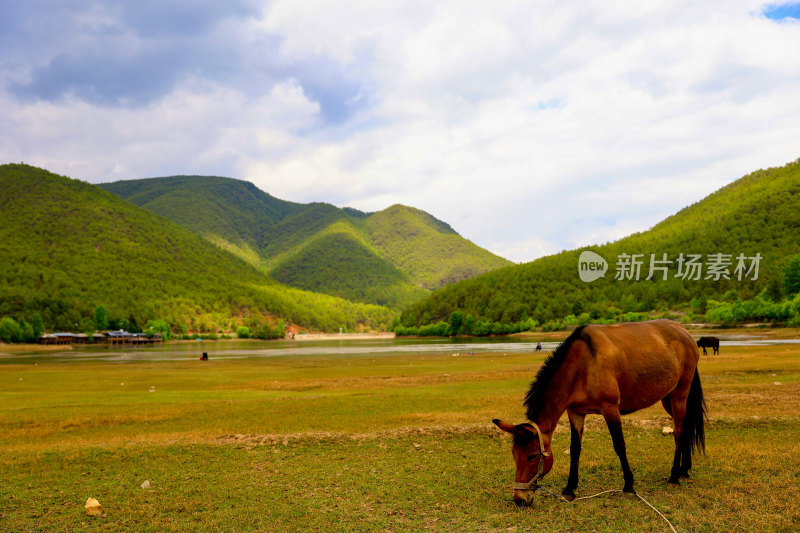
[527,454,537,461]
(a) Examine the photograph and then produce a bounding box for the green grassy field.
[2,341,799,531]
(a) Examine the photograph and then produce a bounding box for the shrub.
[419,321,449,336]
[394,325,419,336]
[0,317,22,343]
[473,321,491,336]
[144,319,171,340]
[18,319,35,343]
[94,305,109,331]
[31,313,43,338]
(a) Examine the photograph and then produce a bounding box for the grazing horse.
[697,336,720,355]
[493,319,707,507]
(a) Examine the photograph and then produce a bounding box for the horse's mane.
[524,325,590,421]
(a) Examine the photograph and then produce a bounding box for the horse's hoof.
[622,487,636,498]
[667,480,680,488]
[561,492,575,502]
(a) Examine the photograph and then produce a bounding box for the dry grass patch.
[1,337,799,531]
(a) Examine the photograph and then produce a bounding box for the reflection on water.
[2,335,799,365]
[716,339,800,346]
[0,337,559,364]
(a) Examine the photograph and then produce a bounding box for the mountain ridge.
[100,176,512,307]
[398,158,800,329]
[0,164,392,333]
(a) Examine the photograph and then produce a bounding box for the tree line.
[396,252,800,336]
[0,304,293,344]
[397,160,800,334]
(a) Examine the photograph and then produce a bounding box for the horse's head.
[493,419,554,507]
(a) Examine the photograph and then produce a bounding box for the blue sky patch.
[763,2,800,20]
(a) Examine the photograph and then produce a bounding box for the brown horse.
[493,319,707,507]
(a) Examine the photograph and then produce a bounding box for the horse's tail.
[683,368,707,456]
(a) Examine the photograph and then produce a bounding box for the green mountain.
[364,204,510,290]
[399,158,800,330]
[100,176,511,308]
[267,219,426,308]
[96,175,304,266]
[0,164,392,333]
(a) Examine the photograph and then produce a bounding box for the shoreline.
[5,324,798,350]
[293,332,396,341]
[0,343,73,352]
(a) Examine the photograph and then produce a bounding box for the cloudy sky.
[2,1,799,263]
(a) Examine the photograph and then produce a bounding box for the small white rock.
[662,426,674,435]
[141,480,151,489]
[85,498,103,517]
[773,382,782,386]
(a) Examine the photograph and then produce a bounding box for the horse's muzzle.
[513,489,535,507]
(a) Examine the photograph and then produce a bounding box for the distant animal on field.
[696,336,720,355]
[493,319,707,507]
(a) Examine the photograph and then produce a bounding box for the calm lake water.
[2,334,799,365]
[0,337,555,365]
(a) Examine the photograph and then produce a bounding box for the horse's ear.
[492,419,518,434]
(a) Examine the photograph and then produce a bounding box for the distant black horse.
[697,336,719,355]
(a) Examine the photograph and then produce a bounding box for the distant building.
[40,330,162,345]
[39,333,78,345]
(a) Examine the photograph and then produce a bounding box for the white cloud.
[0,80,321,181]
[2,0,800,263]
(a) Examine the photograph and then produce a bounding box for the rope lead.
[533,486,678,533]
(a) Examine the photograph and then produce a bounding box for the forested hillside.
[399,158,800,332]
[268,220,428,307]
[0,164,392,334]
[99,175,304,266]
[364,205,511,290]
[102,177,511,308]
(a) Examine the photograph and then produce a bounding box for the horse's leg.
[562,410,585,501]
[679,410,693,479]
[661,392,689,481]
[668,389,690,485]
[661,395,673,417]
[603,409,635,494]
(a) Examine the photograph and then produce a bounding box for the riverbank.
[5,324,798,351]
[293,332,396,341]
[0,342,72,352]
